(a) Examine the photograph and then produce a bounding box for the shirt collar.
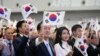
[20,34,24,37]
[72,36,82,40]
[62,40,68,46]
[91,44,97,49]
[20,34,29,38]
[43,39,49,45]
[4,39,12,44]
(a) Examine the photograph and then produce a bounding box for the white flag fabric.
[0,6,11,20]
[43,11,65,25]
[21,3,37,19]
[74,37,88,56]
[13,20,17,28]
[94,19,99,33]
[89,19,99,32]
[89,19,95,30]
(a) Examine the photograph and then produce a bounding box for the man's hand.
[38,31,44,42]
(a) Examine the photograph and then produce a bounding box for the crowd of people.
[0,20,100,56]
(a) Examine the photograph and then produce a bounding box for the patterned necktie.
[8,42,12,56]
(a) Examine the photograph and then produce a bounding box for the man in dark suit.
[68,24,85,56]
[72,47,84,56]
[13,20,32,56]
[29,21,55,56]
[87,32,100,56]
[69,24,82,47]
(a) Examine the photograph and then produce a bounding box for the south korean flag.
[0,6,11,20]
[43,11,65,25]
[74,37,88,56]
[21,3,37,19]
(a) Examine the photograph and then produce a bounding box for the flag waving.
[74,37,88,56]
[21,3,37,19]
[0,6,11,20]
[43,11,65,25]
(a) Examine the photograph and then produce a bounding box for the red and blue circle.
[49,14,57,21]
[80,45,85,51]
[0,8,4,14]
[25,6,30,12]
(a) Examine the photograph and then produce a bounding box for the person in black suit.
[68,24,84,56]
[87,30,100,56]
[13,20,32,56]
[29,21,55,56]
[69,24,82,47]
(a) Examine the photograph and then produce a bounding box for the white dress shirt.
[91,44,97,49]
[2,39,15,56]
[54,41,72,56]
[20,34,30,46]
[20,34,29,38]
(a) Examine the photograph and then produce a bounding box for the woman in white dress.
[54,27,73,56]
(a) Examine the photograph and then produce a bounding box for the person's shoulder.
[54,43,60,48]
[0,39,6,46]
[87,44,93,49]
[13,36,22,43]
[14,36,20,40]
[54,43,63,51]
[3,39,8,43]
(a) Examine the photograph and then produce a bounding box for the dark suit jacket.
[0,52,1,56]
[69,37,84,56]
[87,44,100,56]
[13,35,32,56]
[72,47,84,56]
[0,49,2,56]
[29,38,55,56]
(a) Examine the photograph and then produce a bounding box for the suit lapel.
[49,40,55,56]
[89,44,96,50]
[41,42,51,56]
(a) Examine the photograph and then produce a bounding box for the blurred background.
[0,0,100,28]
